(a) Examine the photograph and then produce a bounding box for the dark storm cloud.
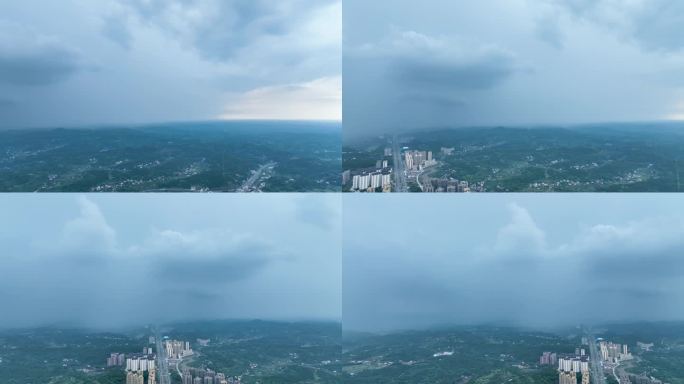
[0,22,83,86]
[343,195,684,332]
[153,233,278,283]
[122,0,338,61]
[394,52,516,90]
[344,0,684,138]
[344,26,522,137]
[0,195,341,329]
[0,0,340,128]
[398,92,467,109]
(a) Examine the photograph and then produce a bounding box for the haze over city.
[343,194,684,332]
[0,194,341,329]
[0,0,341,129]
[344,0,684,138]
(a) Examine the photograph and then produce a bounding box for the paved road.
[612,362,621,384]
[176,358,183,378]
[587,331,606,384]
[155,329,171,384]
[237,161,276,192]
[391,136,407,192]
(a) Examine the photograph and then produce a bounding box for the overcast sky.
[344,194,684,332]
[344,0,684,138]
[0,0,341,129]
[0,194,341,329]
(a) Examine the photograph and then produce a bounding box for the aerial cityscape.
[3,0,684,383]
[342,323,683,384]
[0,0,341,193]
[0,194,341,383]
[0,321,341,384]
[343,194,684,383]
[344,0,684,193]
[0,121,341,192]
[343,123,684,192]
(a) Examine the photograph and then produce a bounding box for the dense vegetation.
[0,121,341,192]
[343,123,684,192]
[165,320,342,384]
[342,326,576,383]
[0,321,342,384]
[0,327,146,384]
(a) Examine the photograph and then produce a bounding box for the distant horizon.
[344,118,684,141]
[0,317,343,333]
[342,318,684,336]
[0,118,342,132]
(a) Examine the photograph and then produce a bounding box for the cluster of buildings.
[181,367,241,384]
[539,351,557,366]
[107,346,157,384]
[164,339,193,360]
[125,369,155,384]
[404,150,436,171]
[421,178,485,192]
[540,349,589,384]
[125,348,157,384]
[350,172,392,192]
[557,355,590,384]
[440,147,455,156]
[599,340,632,363]
[125,352,156,372]
[106,352,126,367]
[345,149,393,192]
[402,146,487,193]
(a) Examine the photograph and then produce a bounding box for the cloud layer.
[344,0,684,138]
[343,194,684,332]
[0,0,340,128]
[0,194,341,329]
[0,21,84,86]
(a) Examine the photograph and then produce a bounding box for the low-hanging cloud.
[344,0,684,138]
[137,228,279,283]
[0,21,84,86]
[344,28,520,137]
[344,196,684,332]
[0,195,341,329]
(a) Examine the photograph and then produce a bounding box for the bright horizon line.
[0,118,342,131]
